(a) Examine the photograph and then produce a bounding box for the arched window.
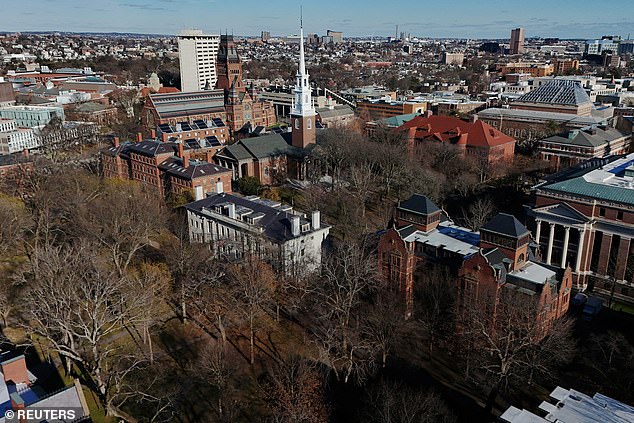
[518,253,525,264]
[295,119,300,129]
[307,119,312,129]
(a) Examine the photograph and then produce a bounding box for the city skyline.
[3,0,634,39]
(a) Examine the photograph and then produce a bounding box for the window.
[599,207,606,217]
[307,119,312,129]
[295,119,299,129]
[617,211,623,221]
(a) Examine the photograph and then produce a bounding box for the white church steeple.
[290,8,317,149]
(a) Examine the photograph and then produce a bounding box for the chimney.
[290,215,300,237]
[162,132,169,142]
[136,132,142,142]
[406,126,417,156]
[194,185,203,201]
[206,151,214,163]
[311,210,320,230]
[22,148,29,158]
[177,142,184,159]
[113,136,119,147]
[183,155,189,168]
[424,110,433,118]
[150,129,156,139]
[215,180,224,194]
[227,203,236,219]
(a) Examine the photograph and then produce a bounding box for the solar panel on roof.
[180,122,192,131]
[212,118,225,127]
[185,139,201,149]
[193,120,208,129]
[205,136,221,147]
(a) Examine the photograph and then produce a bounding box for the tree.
[462,197,495,231]
[311,240,382,383]
[237,176,261,195]
[77,180,165,276]
[455,288,575,415]
[17,242,153,418]
[262,356,329,423]
[365,380,456,423]
[227,256,276,365]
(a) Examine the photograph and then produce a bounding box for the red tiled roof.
[398,115,515,148]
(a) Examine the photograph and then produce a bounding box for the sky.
[2,0,634,39]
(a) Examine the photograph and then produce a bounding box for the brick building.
[499,62,554,77]
[527,154,634,309]
[510,80,593,116]
[101,138,232,201]
[459,213,572,325]
[216,35,276,132]
[378,194,480,314]
[477,108,606,141]
[356,98,428,121]
[378,194,572,322]
[398,115,516,164]
[538,124,631,170]
[141,91,226,129]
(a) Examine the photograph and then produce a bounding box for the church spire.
[299,6,306,76]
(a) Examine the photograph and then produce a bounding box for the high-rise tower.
[290,15,316,149]
[510,27,525,55]
[216,34,244,95]
[177,29,220,92]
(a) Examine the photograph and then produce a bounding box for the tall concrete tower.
[290,14,316,149]
[177,29,220,92]
[510,27,525,55]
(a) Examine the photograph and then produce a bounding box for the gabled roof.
[219,133,304,162]
[515,79,591,106]
[398,194,440,215]
[127,140,181,157]
[160,157,232,180]
[481,213,530,238]
[541,126,629,148]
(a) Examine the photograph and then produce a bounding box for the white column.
[535,220,542,244]
[561,226,570,268]
[546,223,555,265]
[575,228,586,273]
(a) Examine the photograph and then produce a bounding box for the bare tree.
[262,356,329,423]
[227,256,276,365]
[462,197,495,231]
[365,379,456,423]
[77,180,165,276]
[17,242,154,417]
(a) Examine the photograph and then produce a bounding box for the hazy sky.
[3,0,634,39]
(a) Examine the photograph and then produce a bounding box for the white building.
[177,29,220,92]
[0,119,38,154]
[185,192,330,273]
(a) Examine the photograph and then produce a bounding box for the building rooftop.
[537,153,634,207]
[514,79,591,106]
[399,221,480,258]
[541,125,629,148]
[477,108,605,126]
[481,213,530,238]
[185,193,328,243]
[148,90,225,119]
[398,194,440,215]
[500,386,634,423]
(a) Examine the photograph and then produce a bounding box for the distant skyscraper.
[326,30,343,44]
[510,27,525,54]
[261,31,271,43]
[177,29,220,92]
[290,18,316,149]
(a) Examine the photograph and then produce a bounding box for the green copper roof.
[542,177,634,206]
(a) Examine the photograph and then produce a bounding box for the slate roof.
[541,126,629,148]
[398,194,440,215]
[149,90,225,119]
[219,133,305,161]
[127,140,182,157]
[159,157,232,180]
[377,112,422,127]
[185,193,327,243]
[480,213,530,238]
[515,79,591,106]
